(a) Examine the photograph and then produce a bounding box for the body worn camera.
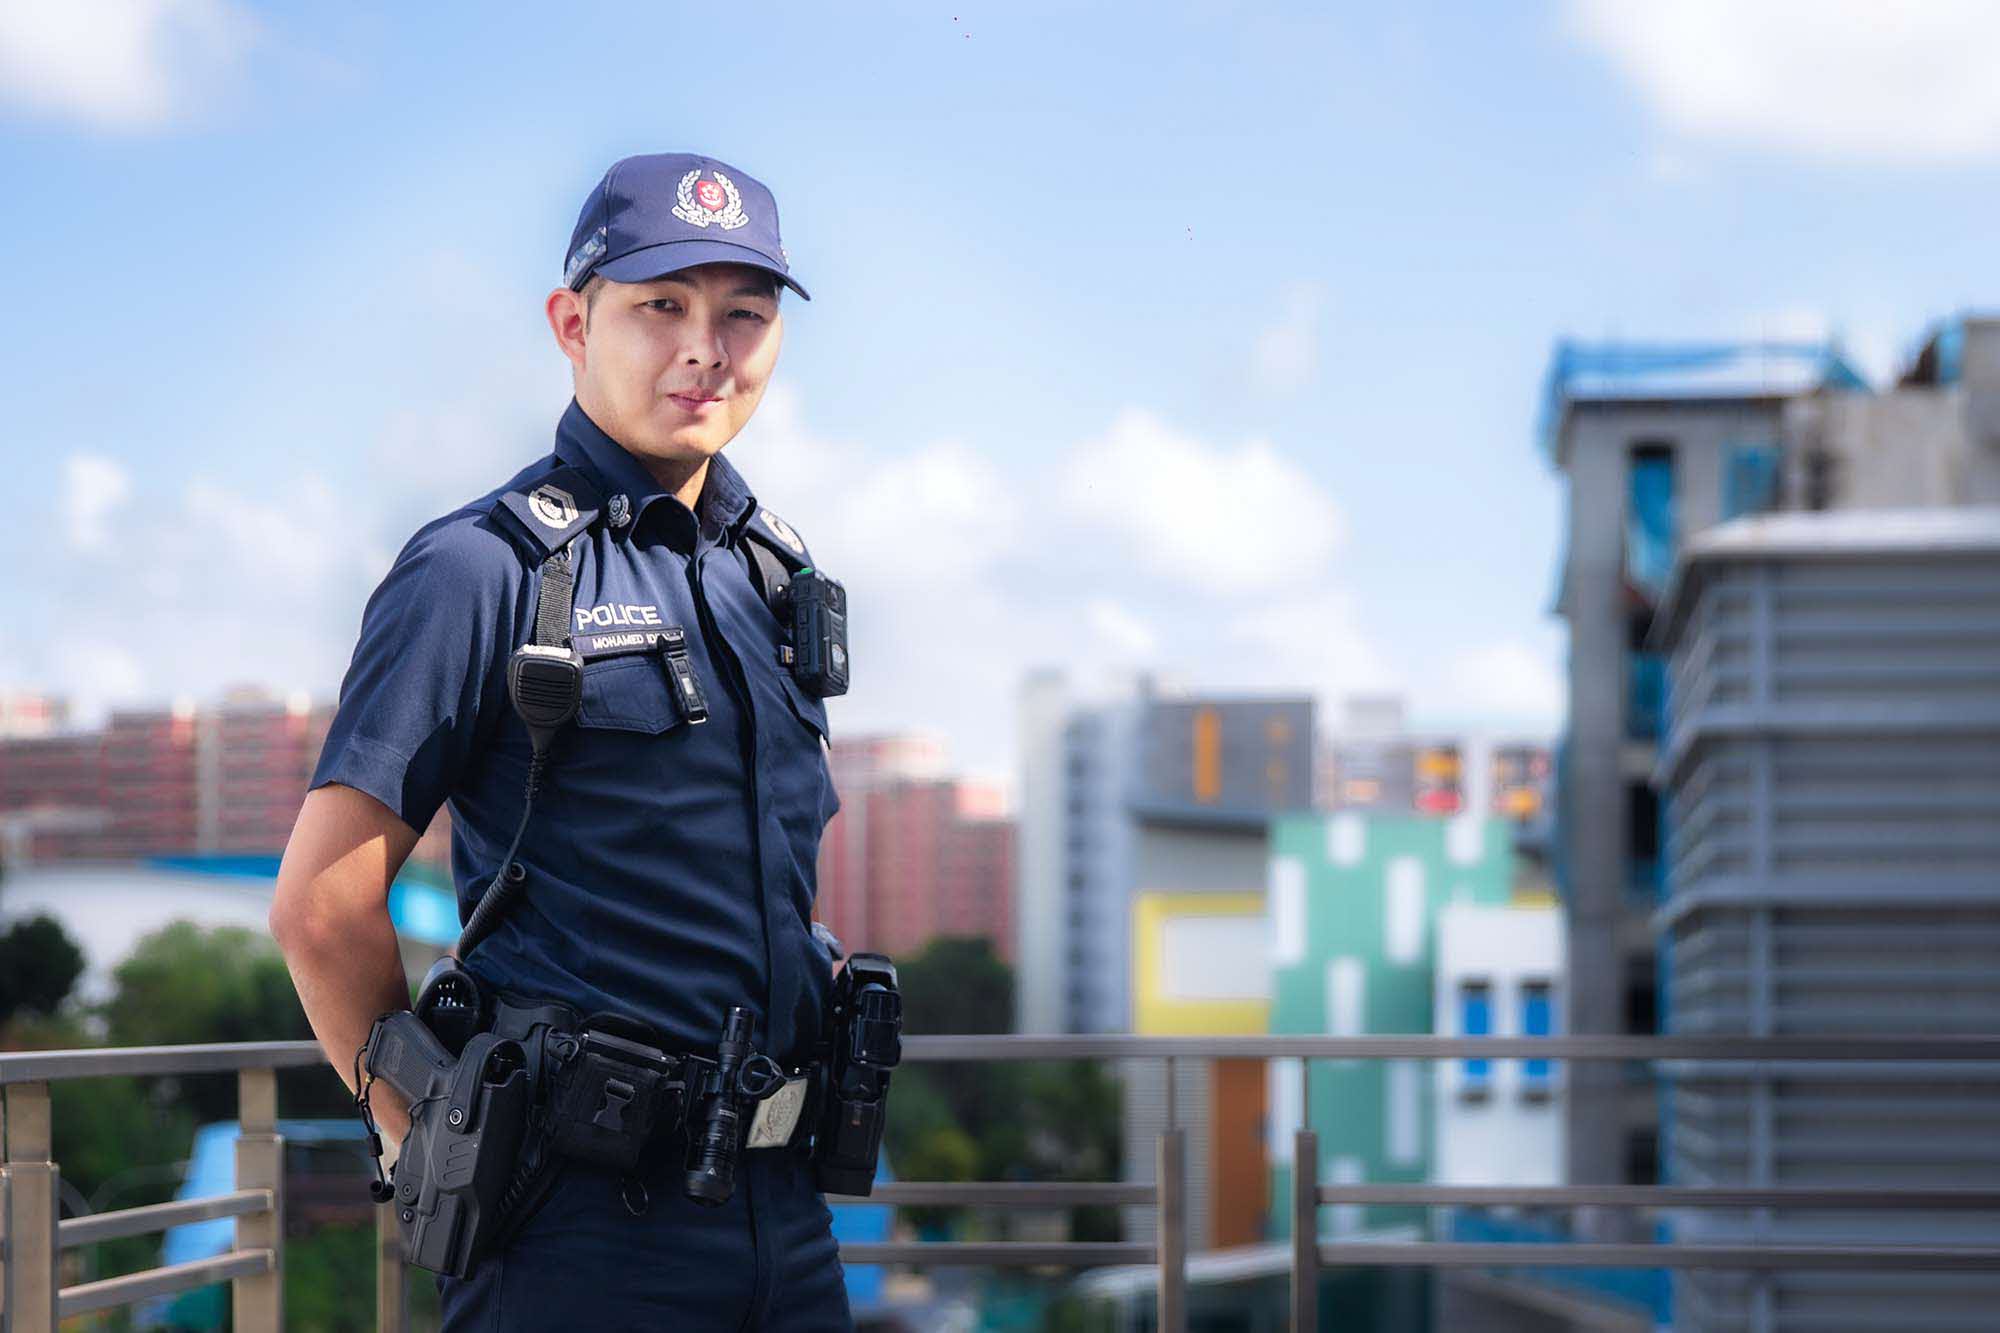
[787,569,848,698]
[813,952,902,1196]
[362,1011,532,1278]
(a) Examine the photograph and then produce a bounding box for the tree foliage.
[0,913,85,1024]
[883,936,1123,1241]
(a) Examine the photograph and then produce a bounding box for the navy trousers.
[438,1147,853,1331]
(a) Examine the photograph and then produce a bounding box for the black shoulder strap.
[533,545,577,649]
[742,537,795,609]
[490,462,604,650]
[740,504,815,610]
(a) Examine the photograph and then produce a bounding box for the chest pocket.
[775,668,829,745]
[574,633,686,734]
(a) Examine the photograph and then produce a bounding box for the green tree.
[0,913,86,1024]
[883,936,1123,1242]
[100,921,346,1122]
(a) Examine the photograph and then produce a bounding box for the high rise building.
[0,693,70,740]
[1015,677,1313,1254]
[1650,509,2000,1329]
[0,688,338,864]
[1540,338,1869,1218]
[1015,676,1314,1037]
[1317,695,1551,824]
[814,735,1015,965]
[1538,317,2000,1232]
[197,688,335,855]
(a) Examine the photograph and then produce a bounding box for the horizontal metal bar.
[834,1182,1154,1207]
[1315,1242,2000,1272]
[58,1248,273,1317]
[1315,1184,2000,1210]
[900,1034,2000,1062]
[1656,1059,2000,1081]
[7,1035,1999,1086]
[1,1042,324,1085]
[837,1242,1156,1267]
[60,1189,272,1248]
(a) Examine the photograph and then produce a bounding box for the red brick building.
[815,736,1015,964]
[0,688,338,864]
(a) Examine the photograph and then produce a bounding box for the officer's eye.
[729,308,768,322]
[643,299,682,313]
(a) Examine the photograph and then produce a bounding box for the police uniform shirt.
[309,399,839,1066]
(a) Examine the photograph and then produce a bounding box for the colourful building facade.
[1265,812,1515,1239]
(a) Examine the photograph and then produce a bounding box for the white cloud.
[1223,586,1397,708]
[735,396,1383,771]
[1436,639,1564,730]
[62,453,133,553]
[1568,0,2000,162]
[33,464,385,726]
[0,0,258,130]
[1253,285,1323,392]
[1059,408,1346,595]
[1086,599,1158,659]
[23,391,1417,780]
[52,640,145,705]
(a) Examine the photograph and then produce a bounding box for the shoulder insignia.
[494,465,605,557]
[748,505,813,565]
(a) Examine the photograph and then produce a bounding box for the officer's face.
[550,263,783,466]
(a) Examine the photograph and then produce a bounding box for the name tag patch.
[575,626,686,660]
[745,1074,810,1149]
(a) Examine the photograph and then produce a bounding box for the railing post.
[376,1200,408,1333]
[232,1068,284,1333]
[1292,1127,1318,1332]
[1156,1125,1187,1333]
[3,1082,60,1333]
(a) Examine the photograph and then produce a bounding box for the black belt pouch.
[546,1021,681,1173]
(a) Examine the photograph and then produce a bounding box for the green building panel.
[1265,813,1514,1239]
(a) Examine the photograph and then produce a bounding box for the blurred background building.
[1264,809,1526,1246]
[1539,319,2000,1218]
[1649,510,2000,1329]
[814,733,1016,964]
[0,687,334,865]
[1535,313,2000,1327]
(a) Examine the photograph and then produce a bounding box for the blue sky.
[3,1,1996,781]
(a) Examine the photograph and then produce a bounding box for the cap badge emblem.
[760,507,805,556]
[528,483,578,530]
[673,169,750,231]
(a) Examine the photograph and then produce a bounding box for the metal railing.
[7,1032,2000,1332]
[1,1041,317,1330]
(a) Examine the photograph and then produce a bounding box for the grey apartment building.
[1537,316,2000,1233]
[1650,508,2000,1330]
[1015,673,1315,1037]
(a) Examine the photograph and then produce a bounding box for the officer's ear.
[545,284,592,374]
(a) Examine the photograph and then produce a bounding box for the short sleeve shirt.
[310,399,840,1065]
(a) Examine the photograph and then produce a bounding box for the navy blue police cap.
[563,152,809,301]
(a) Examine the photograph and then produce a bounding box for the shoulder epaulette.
[745,504,814,569]
[492,464,606,558]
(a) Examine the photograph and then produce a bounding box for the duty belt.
[481,990,821,1179]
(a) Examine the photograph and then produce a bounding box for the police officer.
[272,152,853,1330]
